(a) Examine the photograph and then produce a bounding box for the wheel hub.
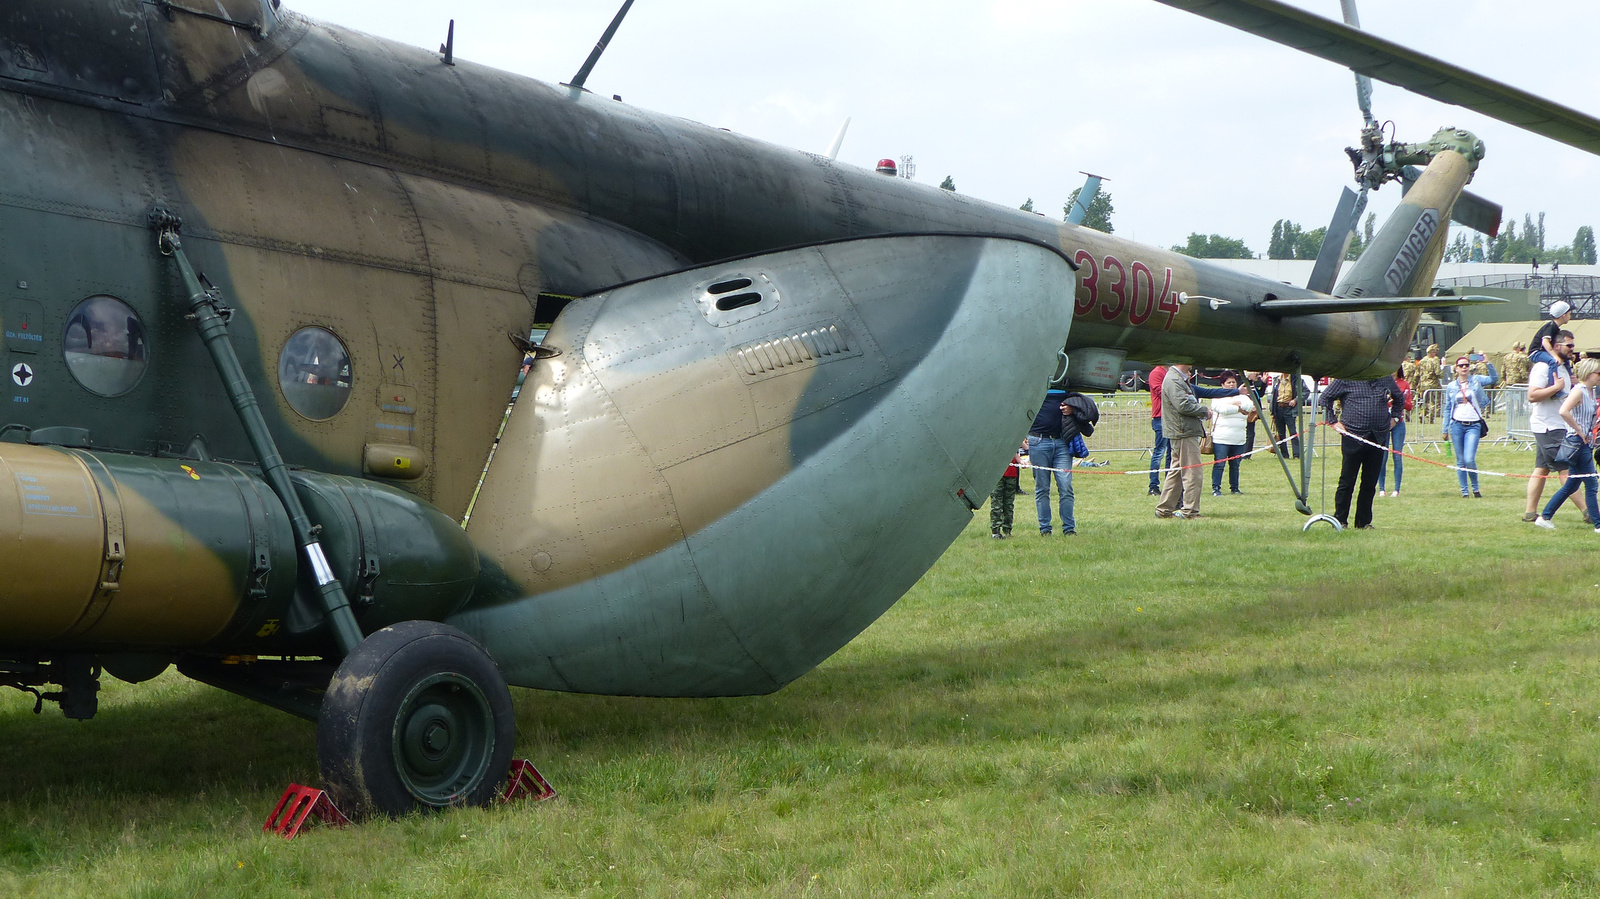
[392,674,495,806]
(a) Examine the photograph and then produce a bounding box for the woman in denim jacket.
[1442,355,1499,497]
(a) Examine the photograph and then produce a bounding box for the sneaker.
[1523,512,1540,522]
[1002,529,1012,538]
[1356,524,1376,530]
[1231,489,1244,495]
[1148,487,1160,496]
[1177,510,1201,519]
[1155,510,1175,519]
[1472,491,1481,498]
[1392,491,1401,497]
[1212,489,1221,497]
[990,531,1003,539]
[1039,530,1051,536]
[1535,517,1556,530]
[1063,530,1077,536]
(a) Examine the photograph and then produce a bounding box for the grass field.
[5,442,1600,897]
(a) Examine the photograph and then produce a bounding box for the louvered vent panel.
[734,324,852,376]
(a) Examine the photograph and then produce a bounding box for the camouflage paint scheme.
[0,1,1473,698]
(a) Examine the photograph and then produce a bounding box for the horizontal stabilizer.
[1256,294,1506,316]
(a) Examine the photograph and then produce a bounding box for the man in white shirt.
[1524,331,1578,522]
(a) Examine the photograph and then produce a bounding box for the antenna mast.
[566,0,637,91]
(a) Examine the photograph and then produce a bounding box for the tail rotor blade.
[1307,187,1360,294]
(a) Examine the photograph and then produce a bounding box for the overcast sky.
[283,0,1599,255]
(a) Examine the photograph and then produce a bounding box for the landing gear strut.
[316,621,515,818]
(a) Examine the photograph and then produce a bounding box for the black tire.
[317,621,515,818]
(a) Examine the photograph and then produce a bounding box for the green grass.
[6,444,1600,897]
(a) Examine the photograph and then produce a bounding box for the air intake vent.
[733,324,853,377]
[716,292,763,312]
[697,272,779,326]
[708,278,753,295]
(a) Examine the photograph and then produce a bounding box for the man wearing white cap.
[1531,300,1574,372]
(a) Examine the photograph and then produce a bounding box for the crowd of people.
[988,302,1599,535]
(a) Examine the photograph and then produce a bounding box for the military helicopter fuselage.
[0,0,1474,814]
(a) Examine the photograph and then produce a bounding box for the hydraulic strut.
[152,211,364,656]
[1256,358,1316,518]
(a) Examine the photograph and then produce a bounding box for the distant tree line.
[1265,214,1373,262]
[1441,213,1596,265]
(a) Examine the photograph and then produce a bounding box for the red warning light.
[875,158,897,176]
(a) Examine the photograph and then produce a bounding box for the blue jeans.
[1148,417,1170,491]
[1029,436,1075,534]
[1377,420,1405,491]
[1447,419,1483,494]
[1542,439,1599,523]
[1211,443,1243,492]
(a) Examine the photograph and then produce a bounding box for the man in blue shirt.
[1028,387,1076,535]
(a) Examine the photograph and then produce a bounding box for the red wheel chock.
[501,759,557,803]
[265,761,553,836]
[263,784,350,838]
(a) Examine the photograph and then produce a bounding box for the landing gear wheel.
[317,621,515,818]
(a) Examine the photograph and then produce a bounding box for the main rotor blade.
[1337,0,1374,126]
[1154,0,1600,157]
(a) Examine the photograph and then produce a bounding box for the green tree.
[939,175,956,191]
[1019,198,1035,213]
[1268,220,1300,260]
[1171,233,1254,259]
[1442,233,1471,263]
[1063,188,1114,233]
[1574,226,1596,264]
[1269,219,1343,260]
[1344,227,1364,261]
[1295,226,1328,261]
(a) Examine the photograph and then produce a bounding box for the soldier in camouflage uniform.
[1504,342,1531,385]
[1416,344,1444,423]
[1402,353,1419,388]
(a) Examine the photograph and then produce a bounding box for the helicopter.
[2,0,1597,818]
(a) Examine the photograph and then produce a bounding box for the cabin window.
[279,327,353,421]
[63,295,148,397]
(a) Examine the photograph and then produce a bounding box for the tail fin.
[1334,148,1474,299]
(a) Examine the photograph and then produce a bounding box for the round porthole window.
[278,327,353,421]
[63,295,149,397]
